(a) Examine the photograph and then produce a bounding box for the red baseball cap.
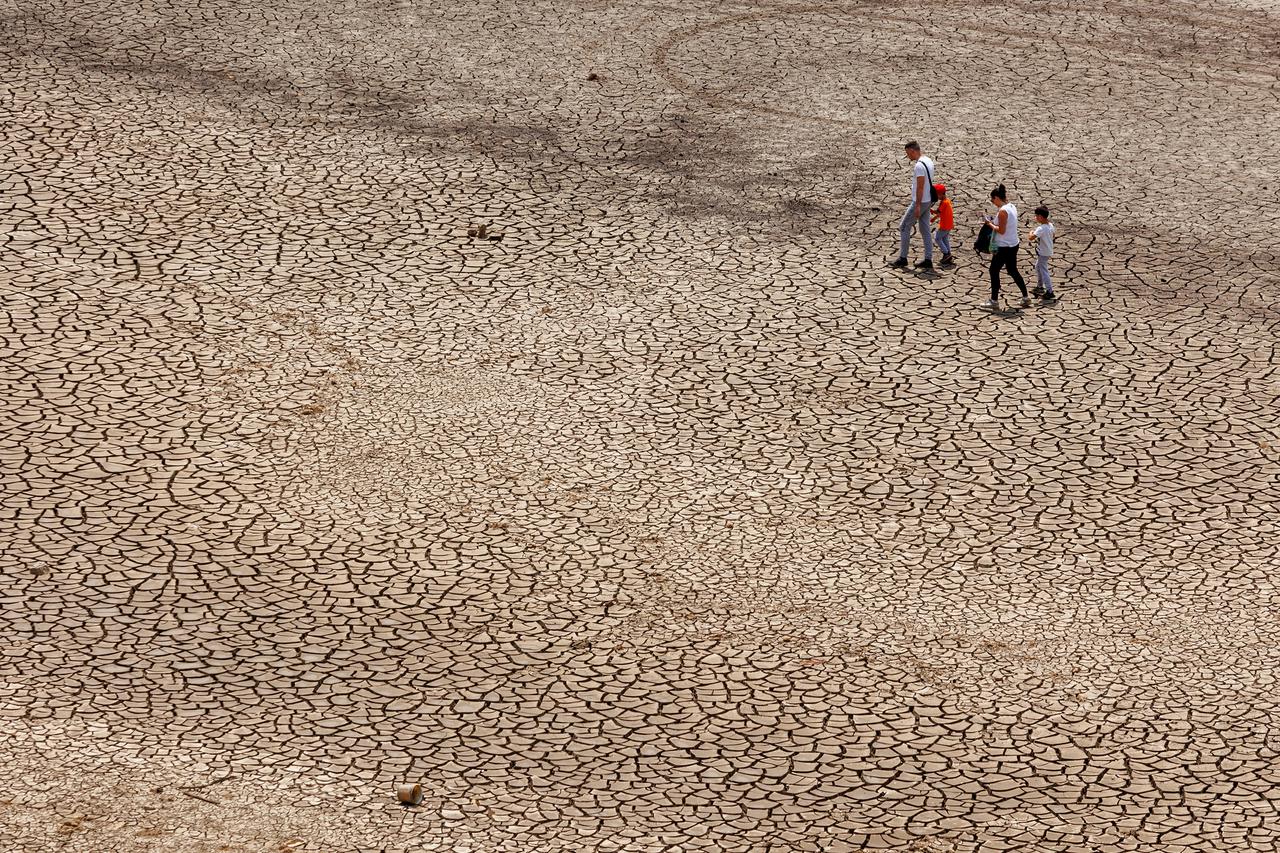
[933,183,946,194]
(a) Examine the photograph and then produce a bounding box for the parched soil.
[2,0,1279,850]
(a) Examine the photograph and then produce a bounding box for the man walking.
[889,141,935,270]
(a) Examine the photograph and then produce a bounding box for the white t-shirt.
[994,203,1019,248]
[911,156,935,205]
[1033,222,1055,257]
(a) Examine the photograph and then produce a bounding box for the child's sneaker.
[940,254,955,266]
[1031,286,1045,296]
[1041,291,1058,302]
[1021,297,1034,308]
[980,299,999,310]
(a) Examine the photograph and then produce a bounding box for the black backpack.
[974,222,993,254]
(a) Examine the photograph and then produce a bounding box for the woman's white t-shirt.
[995,203,1019,248]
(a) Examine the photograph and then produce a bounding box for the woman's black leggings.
[989,246,1028,301]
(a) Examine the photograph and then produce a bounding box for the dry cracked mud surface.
[2,0,1280,850]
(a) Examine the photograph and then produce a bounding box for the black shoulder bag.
[921,160,939,204]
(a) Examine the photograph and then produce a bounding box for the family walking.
[890,141,1057,310]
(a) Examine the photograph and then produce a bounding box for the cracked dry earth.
[2,0,1280,850]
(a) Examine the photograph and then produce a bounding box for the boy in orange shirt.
[931,184,954,266]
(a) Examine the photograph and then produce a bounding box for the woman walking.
[981,184,1030,310]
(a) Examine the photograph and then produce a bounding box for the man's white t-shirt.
[1033,222,1056,257]
[995,203,1020,248]
[911,156,935,205]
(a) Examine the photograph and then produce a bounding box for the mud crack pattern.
[2,0,1280,850]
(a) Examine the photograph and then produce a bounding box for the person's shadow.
[989,298,1060,315]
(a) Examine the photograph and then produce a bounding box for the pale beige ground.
[2,0,1280,851]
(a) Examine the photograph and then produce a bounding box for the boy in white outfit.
[1030,206,1057,301]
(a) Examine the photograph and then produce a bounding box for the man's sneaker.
[980,299,999,310]
[915,259,934,270]
[1021,297,1034,308]
[889,257,908,268]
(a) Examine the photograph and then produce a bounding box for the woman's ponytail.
[991,184,1007,201]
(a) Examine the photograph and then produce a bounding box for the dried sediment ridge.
[1,0,1279,850]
